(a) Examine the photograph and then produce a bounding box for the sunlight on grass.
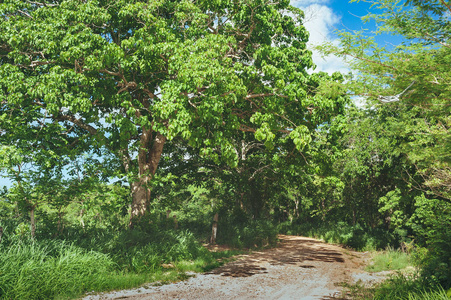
[0,231,246,300]
[366,248,412,272]
[402,288,450,300]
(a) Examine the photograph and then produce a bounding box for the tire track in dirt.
[84,235,376,300]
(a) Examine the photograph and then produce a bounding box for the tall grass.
[0,240,122,299]
[372,275,450,300]
[346,274,450,300]
[0,225,240,300]
[366,248,412,272]
[402,288,450,300]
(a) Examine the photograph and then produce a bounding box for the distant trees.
[319,0,451,286]
[320,0,450,201]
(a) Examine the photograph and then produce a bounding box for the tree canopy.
[0,0,348,224]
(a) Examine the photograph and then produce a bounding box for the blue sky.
[0,0,395,189]
[290,0,403,73]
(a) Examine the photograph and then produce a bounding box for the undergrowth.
[0,240,136,299]
[278,221,406,251]
[217,217,278,249]
[345,275,451,300]
[0,224,241,300]
[366,248,412,272]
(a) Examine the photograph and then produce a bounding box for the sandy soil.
[83,235,387,300]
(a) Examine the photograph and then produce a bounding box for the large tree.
[0,0,346,224]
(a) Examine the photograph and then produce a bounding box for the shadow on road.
[206,235,344,278]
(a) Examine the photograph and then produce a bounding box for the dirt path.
[84,235,386,300]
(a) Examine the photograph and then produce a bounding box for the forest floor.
[83,235,391,300]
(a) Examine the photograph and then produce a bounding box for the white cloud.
[290,1,348,74]
[291,0,330,5]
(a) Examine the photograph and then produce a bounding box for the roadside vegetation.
[346,275,451,300]
[0,219,244,300]
[366,249,412,273]
[0,0,450,299]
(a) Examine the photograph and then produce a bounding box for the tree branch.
[56,115,98,135]
[249,164,275,180]
[439,0,451,14]
[18,10,33,19]
[27,1,59,7]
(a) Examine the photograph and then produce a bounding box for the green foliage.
[319,0,451,202]
[0,0,348,220]
[0,0,449,297]
[109,229,213,273]
[315,0,450,290]
[217,215,278,249]
[408,195,451,287]
[402,289,451,300]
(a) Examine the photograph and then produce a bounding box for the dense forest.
[0,0,449,299]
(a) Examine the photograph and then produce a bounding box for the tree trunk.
[210,212,219,244]
[80,207,85,229]
[294,197,300,218]
[57,210,64,235]
[173,215,178,229]
[129,130,166,227]
[30,206,36,239]
[130,179,151,221]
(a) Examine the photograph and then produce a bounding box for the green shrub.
[409,195,451,289]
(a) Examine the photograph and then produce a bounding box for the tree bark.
[30,206,36,239]
[80,207,85,229]
[129,130,166,227]
[57,209,64,235]
[210,212,219,244]
[294,198,300,218]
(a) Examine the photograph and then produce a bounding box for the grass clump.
[366,248,412,272]
[344,274,450,300]
[401,288,450,300]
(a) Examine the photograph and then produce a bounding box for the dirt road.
[84,235,384,300]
